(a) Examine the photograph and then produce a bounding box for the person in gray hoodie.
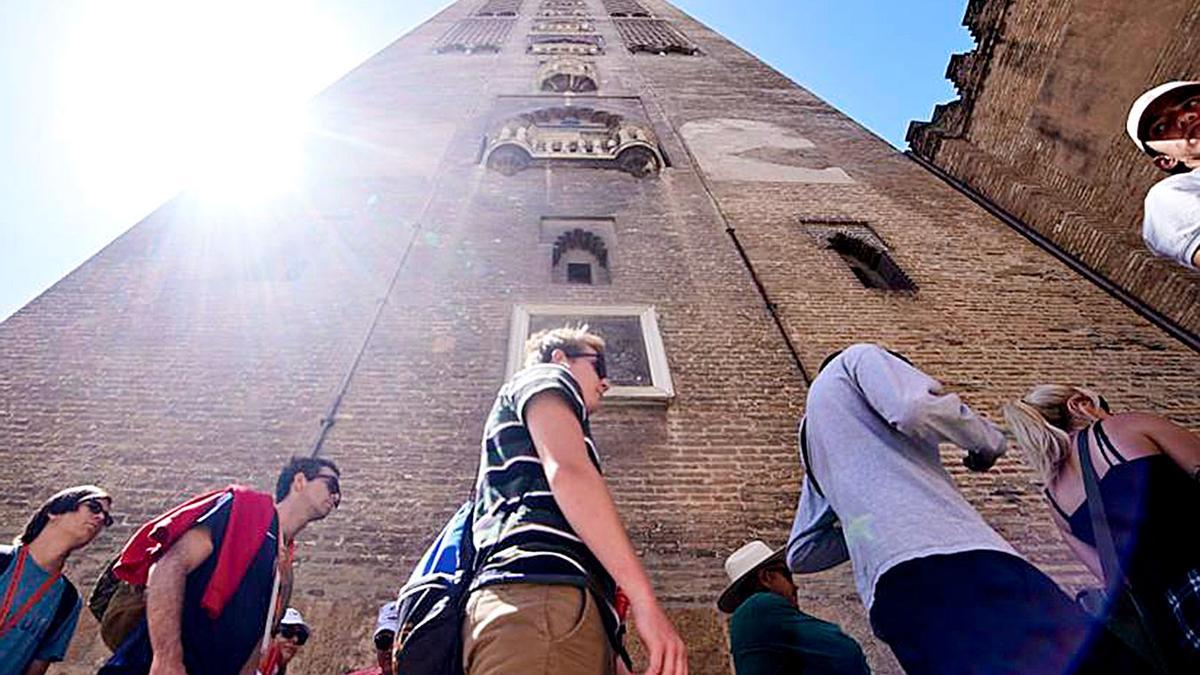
[786,344,1136,675]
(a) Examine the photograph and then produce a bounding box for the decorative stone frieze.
[483,106,664,177]
[528,33,605,56]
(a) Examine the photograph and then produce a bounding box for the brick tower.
[2,1,1197,673]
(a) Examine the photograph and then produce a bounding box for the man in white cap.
[1127,80,1200,270]
[345,600,399,675]
[718,540,868,675]
[258,607,309,675]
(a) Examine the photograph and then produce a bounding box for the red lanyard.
[0,547,63,639]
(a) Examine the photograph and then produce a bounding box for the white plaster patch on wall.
[678,118,854,184]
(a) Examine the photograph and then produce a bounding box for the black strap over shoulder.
[1078,430,1122,587]
[49,579,79,640]
[1078,429,1170,673]
[0,544,12,575]
[800,419,825,499]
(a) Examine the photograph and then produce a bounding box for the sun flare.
[54,1,351,208]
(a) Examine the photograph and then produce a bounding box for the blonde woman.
[1005,386,1200,670]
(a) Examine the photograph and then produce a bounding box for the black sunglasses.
[81,499,114,528]
[312,474,341,500]
[279,624,309,645]
[563,351,607,380]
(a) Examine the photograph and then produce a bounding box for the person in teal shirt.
[719,540,869,675]
[1,485,113,675]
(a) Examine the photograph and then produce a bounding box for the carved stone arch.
[536,57,599,93]
[484,106,664,178]
[552,228,611,284]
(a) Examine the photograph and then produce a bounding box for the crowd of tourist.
[2,82,1200,675]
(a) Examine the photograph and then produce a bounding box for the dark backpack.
[392,500,476,675]
[0,545,79,645]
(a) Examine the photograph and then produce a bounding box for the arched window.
[537,57,598,93]
[827,233,917,292]
[552,228,610,284]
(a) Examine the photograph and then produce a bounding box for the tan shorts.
[462,584,614,675]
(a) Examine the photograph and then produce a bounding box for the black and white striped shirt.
[470,363,620,645]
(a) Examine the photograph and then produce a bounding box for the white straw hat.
[1127,81,1200,154]
[717,540,787,613]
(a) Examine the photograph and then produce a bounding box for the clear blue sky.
[0,1,972,321]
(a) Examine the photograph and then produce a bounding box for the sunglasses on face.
[279,625,309,645]
[563,351,607,380]
[81,499,114,528]
[312,474,341,500]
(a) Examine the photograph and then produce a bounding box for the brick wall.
[2,1,1198,674]
[910,0,1200,336]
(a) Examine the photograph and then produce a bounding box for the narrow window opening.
[827,233,917,292]
[567,262,593,284]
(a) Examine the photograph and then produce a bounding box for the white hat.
[1127,81,1200,154]
[717,540,787,614]
[374,600,400,639]
[280,607,306,627]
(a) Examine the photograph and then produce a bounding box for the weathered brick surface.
[1,2,1198,674]
[910,0,1200,336]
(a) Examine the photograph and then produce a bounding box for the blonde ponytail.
[1003,384,1106,485]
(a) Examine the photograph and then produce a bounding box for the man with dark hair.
[463,326,686,675]
[1,485,112,675]
[101,457,340,675]
[718,540,868,675]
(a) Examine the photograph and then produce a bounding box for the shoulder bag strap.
[40,579,79,650]
[1078,429,1171,673]
[1078,429,1123,587]
[800,419,825,499]
[0,546,12,576]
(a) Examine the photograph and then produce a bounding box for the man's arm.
[786,476,848,574]
[146,526,214,675]
[526,393,687,675]
[847,345,1006,463]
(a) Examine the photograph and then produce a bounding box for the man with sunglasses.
[464,326,687,675]
[1,485,112,675]
[1127,81,1200,271]
[101,457,340,675]
[258,608,310,675]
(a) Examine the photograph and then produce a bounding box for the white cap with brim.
[717,540,787,614]
[1127,81,1200,154]
[280,607,306,628]
[374,600,400,639]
